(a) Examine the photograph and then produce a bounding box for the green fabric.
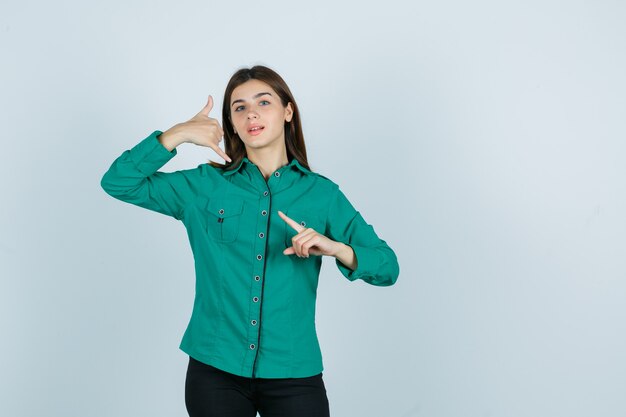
[100,130,400,378]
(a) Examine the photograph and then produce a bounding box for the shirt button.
[251,320,257,326]
[250,344,256,350]
[257,254,262,261]
[274,171,280,177]
[254,275,260,281]
[253,296,259,302]
[259,232,264,238]
[218,209,224,215]
[261,210,267,216]
[263,191,269,196]
[300,221,306,227]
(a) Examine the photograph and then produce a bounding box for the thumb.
[199,95,213,116]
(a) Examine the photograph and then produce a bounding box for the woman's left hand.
[278,210,341,258]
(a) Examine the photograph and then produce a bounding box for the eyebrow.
[231,92,273,107]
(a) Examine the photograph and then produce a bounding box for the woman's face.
[229,79,293,153]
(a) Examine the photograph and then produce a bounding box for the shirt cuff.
[335,244,379,282]
[130,130,178,176]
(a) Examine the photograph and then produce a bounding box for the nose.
[247,110,258,119]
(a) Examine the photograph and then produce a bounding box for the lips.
[248,125,265,133]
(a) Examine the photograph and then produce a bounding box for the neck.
[246,148,289,180]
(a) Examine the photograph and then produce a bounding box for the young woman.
[101,65,400,417]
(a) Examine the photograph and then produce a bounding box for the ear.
[284,102,294,123]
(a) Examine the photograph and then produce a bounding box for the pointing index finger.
[277,210,304,232]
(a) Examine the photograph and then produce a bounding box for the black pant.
[185,356,331,417]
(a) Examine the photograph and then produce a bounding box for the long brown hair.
[207,65,310,172]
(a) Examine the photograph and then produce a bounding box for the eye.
[260,100,270,105]
[235,105,244,112]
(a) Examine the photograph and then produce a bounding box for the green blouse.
[100,130,400,378]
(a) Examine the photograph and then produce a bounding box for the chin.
[244,136,276,148]
[243,139,267,147]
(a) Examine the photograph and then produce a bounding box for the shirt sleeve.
[100,130,192,220]
[325,185,400,286]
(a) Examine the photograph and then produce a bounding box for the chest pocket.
[205,198,244,243]
[284,210,325,248]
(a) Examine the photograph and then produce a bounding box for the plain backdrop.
[1,1,625,416]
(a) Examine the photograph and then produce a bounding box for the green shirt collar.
[223,156,312,176]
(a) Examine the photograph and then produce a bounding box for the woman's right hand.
[159,95,232,162]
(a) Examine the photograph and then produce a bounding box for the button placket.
[246,183,271,373]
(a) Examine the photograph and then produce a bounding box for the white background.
[1,0,625,416]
